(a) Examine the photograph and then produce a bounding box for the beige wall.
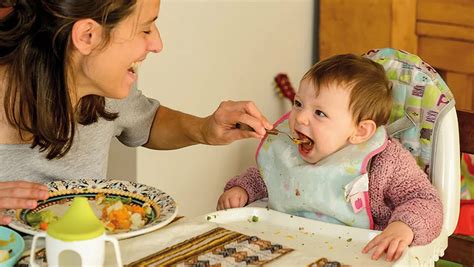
[108,0,314,217]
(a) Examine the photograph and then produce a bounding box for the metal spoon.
[235,123,311,145]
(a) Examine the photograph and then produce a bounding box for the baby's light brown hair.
[302,54,392,126]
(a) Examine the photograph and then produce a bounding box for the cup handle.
[29,232,46,267]
[105,235,123,267]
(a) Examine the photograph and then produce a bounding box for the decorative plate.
[7,179,178,239]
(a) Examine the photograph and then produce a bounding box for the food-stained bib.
[256,115,388,229]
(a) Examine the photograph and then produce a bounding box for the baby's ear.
[349,120,377,144]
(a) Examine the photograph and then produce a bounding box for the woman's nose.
[149,27,163,53]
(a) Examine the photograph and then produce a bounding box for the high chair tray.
[202,207,446,267]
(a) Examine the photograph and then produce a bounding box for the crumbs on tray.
[308,257,350,267]
[247,215,259,222]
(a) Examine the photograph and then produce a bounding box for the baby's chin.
[297,146,322,164]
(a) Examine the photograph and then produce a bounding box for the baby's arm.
[383,143,443,246]
[217,167,268,210]
[363,140,443,261]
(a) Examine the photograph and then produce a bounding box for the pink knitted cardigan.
[224,139,443,246]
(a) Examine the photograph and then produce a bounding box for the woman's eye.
[143,31,151,34]
[293,100,302,108]
[315,110,326,117]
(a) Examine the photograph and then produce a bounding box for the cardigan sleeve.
[224,166,268,204]
[371,139,443,245]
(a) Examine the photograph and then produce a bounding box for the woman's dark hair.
[0,0,136,159]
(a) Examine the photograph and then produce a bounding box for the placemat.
[126,227,294,266]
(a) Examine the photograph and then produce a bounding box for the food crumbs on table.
[206,216,211,221]
[285,235,294,239]
[298,227,304,231]
[248,215,259,222]
[329,246,333,250]
[290,215,294,218]
[346,238,352,242]
[274,231,281,235]
[338,236,341,239]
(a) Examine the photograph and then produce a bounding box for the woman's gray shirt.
[0,86,159,183]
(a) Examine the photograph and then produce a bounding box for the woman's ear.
[349,120,377,144]
[71,19,102,55]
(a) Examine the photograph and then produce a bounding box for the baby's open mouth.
[296,131,314,152]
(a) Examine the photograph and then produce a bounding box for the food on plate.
[0,233,14,263]
[0,249,10,262]
[95,193,154,231]
[25,194,156,232]
[25,210,58,230]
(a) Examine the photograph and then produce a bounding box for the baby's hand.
[362,221,414,262]
[217,187,249,210]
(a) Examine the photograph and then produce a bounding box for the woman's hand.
[0,181,49,225]
[201,100,272,145]
[145,102,272,150]
[362,221,414,262]
[217,187,249,210]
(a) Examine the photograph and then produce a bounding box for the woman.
[0,0,271,224]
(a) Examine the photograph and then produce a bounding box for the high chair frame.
[440,109,474,266]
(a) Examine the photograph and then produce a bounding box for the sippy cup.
[30,197,123,267]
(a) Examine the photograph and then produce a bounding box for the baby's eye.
[314,110,326,117]
[293,99,302,108]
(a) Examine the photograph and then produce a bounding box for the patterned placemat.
[126,227,294,266]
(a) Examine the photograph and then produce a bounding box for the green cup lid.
[47,197,105,241]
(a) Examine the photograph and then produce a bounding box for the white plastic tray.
[203,207,442,266]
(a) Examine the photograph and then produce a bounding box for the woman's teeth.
[129,61,141,74]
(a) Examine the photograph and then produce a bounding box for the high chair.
[440,109,474,266]
[364,48,460,266]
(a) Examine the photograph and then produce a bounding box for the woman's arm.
[144,102,272,150]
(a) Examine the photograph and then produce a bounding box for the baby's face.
[288,79,358,164]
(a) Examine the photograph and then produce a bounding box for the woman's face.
[74,0,163,100]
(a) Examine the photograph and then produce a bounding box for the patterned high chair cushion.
[364,48,455,176]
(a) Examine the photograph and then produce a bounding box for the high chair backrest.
[364,48,460,236]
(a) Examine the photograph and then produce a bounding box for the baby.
[217,54,443,262]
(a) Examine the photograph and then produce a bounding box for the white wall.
[109,0,314,217]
